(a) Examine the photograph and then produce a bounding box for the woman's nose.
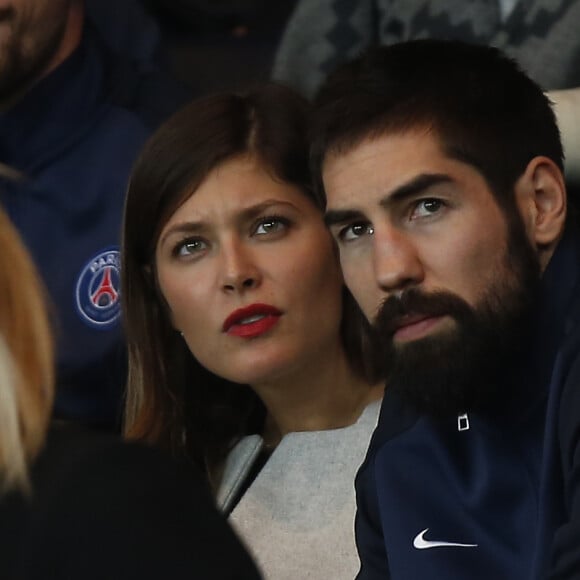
[220,242,262,292]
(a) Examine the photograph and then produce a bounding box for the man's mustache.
[373,288,473,337]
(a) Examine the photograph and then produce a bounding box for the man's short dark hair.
[310,39,565,211]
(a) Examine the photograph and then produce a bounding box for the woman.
[122,83,384,579]
[0,207,260,580]
[0,204,54,497]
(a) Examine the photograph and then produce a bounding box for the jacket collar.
[0,25,106,174]
[525,225,580,397]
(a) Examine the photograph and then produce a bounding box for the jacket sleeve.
[546,350,580,579]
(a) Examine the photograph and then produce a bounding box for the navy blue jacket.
[355,226,580,579]
[0,28,155,425]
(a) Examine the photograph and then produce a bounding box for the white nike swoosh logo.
[413,528,478,550]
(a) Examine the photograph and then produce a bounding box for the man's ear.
[514,156,567,250]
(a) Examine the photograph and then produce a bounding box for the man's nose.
[372,226,424,293]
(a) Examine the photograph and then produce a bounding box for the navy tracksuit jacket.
[0,28,150,425]
[355,226,580,579]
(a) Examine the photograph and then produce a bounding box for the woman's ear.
[514,156,567,249]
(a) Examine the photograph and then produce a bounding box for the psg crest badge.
[75,248,121,328]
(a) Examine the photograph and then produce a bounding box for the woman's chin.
[212,351,300,388]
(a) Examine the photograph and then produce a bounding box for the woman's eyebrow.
[236,199,299,221]
[158,221,207,247]
[159,199,300,245]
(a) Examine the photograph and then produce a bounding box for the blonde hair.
[0,209,54,493]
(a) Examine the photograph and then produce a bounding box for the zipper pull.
[457,413,470,432]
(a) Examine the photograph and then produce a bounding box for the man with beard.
[0,0,187,429]
[312,39,580,579]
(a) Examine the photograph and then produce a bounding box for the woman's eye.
[411,198,444,219]
[253,216,289,236]
[339,222,374,242]
[174,238,208,257]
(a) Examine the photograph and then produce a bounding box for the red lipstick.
[223,303,282,338]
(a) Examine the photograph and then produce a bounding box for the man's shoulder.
[555,280,580,428]
[368,391,420,451]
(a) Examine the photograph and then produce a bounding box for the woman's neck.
[251,344,383,448]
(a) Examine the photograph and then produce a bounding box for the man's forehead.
[322,129,449,206]
[323,124,439,165]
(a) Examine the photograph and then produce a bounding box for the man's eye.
[339,222,374,242]
[174,238,208,257]
[411,198,444,219]
[253,216,289,236]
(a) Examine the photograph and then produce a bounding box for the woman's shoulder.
[217,434,264,513]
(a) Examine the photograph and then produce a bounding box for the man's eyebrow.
[324,173,453,228]
[380,173,453,209]
[324,208,366,228]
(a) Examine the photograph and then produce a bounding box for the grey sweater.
[217,401,381,579]
[273,0,580,98]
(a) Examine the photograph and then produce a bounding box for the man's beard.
[0,7,68,103]
[371,214,541,418]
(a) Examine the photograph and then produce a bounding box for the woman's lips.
[223,303,282,338]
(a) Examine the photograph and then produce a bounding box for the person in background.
[0,206,261,580]
[122,83,383,579]
[0,0,189,430]
[273,0,580,184]
[311,39,580,579]
[143,0,298,94]
[85,0,161,70]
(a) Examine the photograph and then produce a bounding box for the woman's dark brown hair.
[122,83,373,486]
